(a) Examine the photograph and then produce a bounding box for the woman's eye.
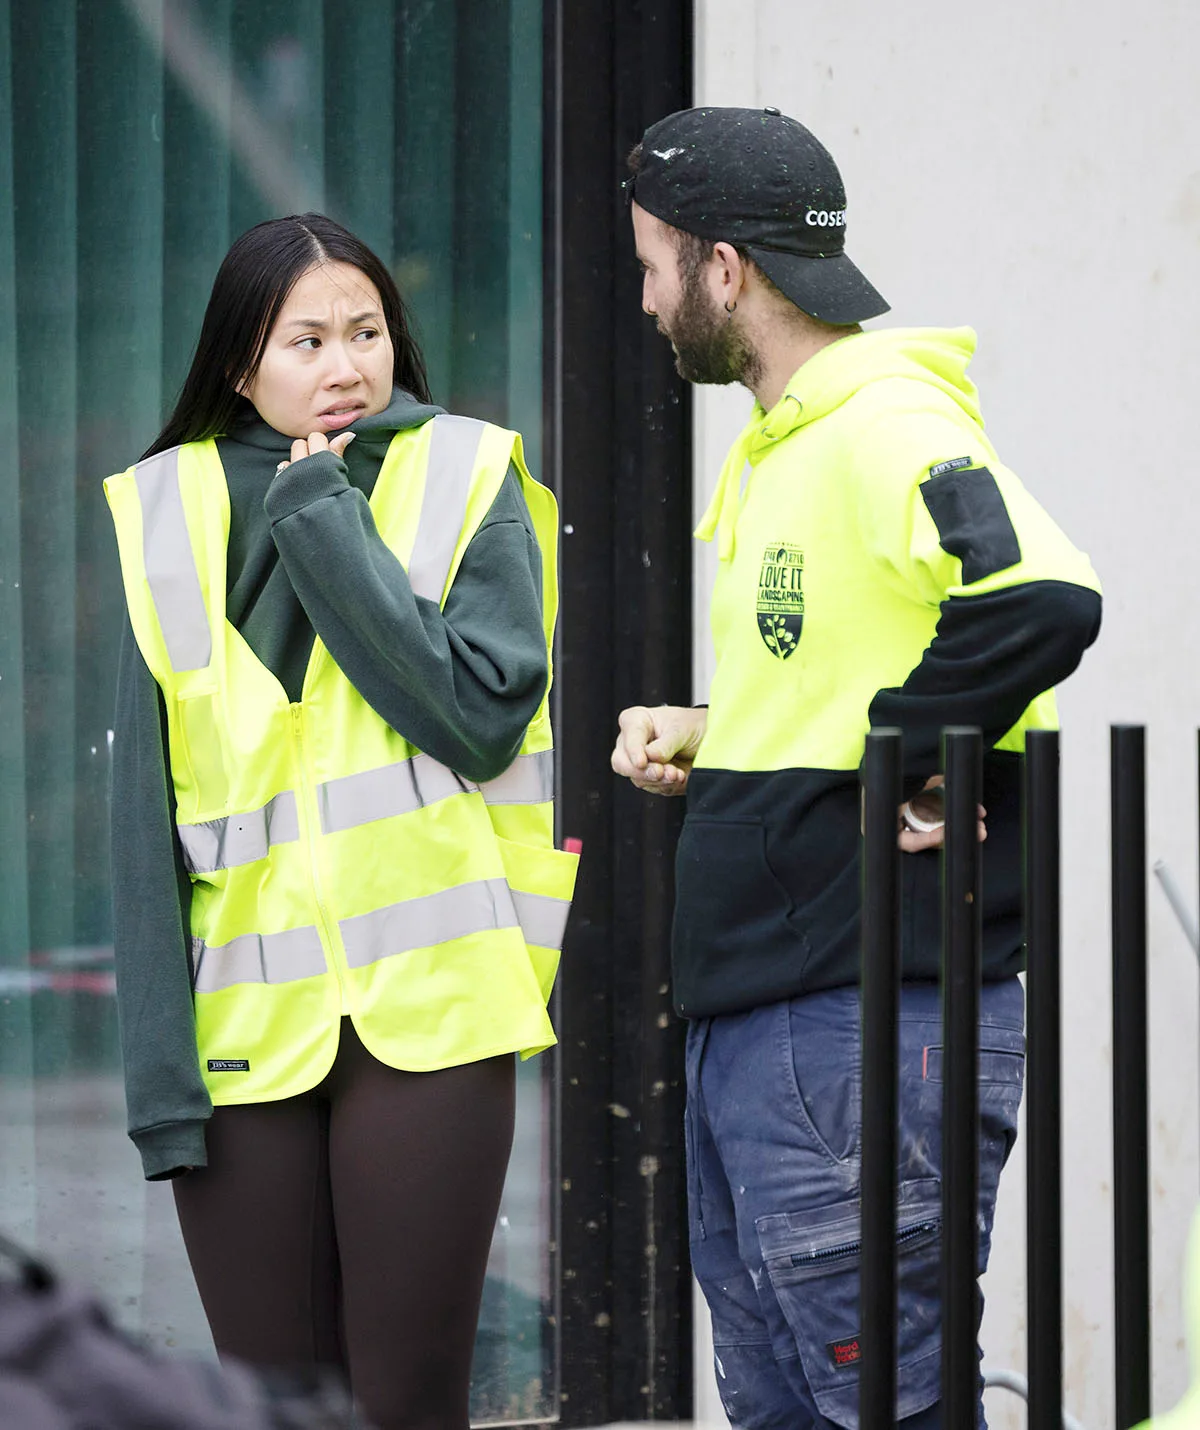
[295,336,320,351]
[353,328,379,342]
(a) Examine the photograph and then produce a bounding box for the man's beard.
[660,270,762,389]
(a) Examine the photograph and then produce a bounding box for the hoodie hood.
[697,327,982,558]
[229,386,444,457]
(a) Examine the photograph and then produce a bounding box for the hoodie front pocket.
[673,816,810,1006]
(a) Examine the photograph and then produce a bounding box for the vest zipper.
[291,702,348,1012]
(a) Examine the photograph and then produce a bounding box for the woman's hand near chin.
[275,430,357,473]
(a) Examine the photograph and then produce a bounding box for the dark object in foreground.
[0,1230,369,1430]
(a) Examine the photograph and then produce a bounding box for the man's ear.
[711,241,748,309]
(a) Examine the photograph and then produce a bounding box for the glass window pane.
[0,2,552,1421]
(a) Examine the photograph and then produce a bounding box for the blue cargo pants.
[686,977,1025,1429]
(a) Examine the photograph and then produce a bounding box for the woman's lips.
[317,405,364,431]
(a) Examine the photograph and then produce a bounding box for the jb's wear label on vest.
[207,1059,249,1072]
[928,455,973,477]
[757,543,805,659]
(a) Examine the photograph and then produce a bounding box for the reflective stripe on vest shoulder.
[407,415,487,603]
[134,447,212,672]
[178,791,300,874]
[192,924,326,994]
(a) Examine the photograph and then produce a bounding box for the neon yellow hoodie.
[673,327,1101,1017]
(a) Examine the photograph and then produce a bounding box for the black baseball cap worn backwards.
[628,105,889,326]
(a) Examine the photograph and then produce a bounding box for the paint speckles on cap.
[626,105,889,326]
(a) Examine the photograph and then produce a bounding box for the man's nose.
[642,276,655,316]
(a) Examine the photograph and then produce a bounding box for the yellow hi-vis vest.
[105,416,578,1105]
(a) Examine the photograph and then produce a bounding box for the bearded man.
[610,106,1102,1429]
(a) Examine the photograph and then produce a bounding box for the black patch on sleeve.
[920,467,1022,585]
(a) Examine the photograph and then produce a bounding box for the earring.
[724,299,737,315]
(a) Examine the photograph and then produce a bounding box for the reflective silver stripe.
[135,448,212,671]
[318,754,474,835]
[178,792,301,874]
[407,415,485,602]
[192,925,327,993]
[512,890,570,951]
[479,749,555,806]
[340,878,518,969]
[318,748,553,836]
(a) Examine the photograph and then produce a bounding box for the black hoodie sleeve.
[857,415,1102,787]
[868,582,1101,784]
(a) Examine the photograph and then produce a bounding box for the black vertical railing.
[859,729,903,1428]
[856,722,1162,1430]
[941,727,983,1422]
[1025,729,1063,1430]
[1111,724,1150,1427]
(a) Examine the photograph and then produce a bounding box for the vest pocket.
[672,816,810,1015]
[493,836,579,1002]
[172,688,228,815]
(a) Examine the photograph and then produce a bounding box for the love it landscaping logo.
[757,544,804,659]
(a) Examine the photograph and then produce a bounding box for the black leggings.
[173,1019,516,1430]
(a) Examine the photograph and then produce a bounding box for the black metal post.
[1111,724,1150,1428]
[1024,729,1063,1430]
[860,728,903,1428]
[548,1,695,1422]
[941,727,983,1423]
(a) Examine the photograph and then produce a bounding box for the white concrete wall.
[690,5,1200,1427]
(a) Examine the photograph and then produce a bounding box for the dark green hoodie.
[110,390,549,1179]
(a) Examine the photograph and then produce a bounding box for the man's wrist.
[900,799,944,834]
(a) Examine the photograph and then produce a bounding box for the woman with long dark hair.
[104,214,576,1430]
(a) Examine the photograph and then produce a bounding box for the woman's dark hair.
[142,213,431,458]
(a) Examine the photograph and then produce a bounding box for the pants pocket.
[684,1022,711,1243]
[756,1179,943,1428]
[921,1018,1024,1268]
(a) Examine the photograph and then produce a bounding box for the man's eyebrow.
[281,309,382,330]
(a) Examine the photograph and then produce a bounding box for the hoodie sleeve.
[110,619,212,1180]
[264,455,547,783]
[855,407,1102,785]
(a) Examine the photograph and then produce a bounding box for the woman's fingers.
[279,431,353,470]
